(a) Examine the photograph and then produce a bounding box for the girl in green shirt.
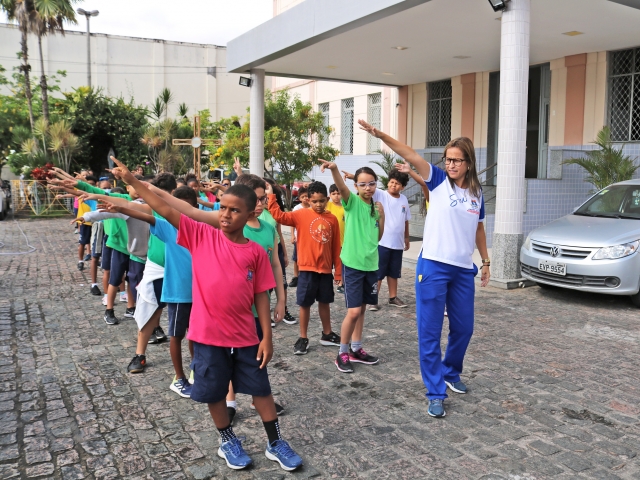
[319,160,385,374]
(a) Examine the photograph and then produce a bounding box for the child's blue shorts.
[377,245,403,280]
[342,264,378,309]
[190,340,271,404]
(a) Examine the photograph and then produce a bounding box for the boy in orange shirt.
[266,181,342,355]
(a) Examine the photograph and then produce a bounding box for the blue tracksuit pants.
[415,256,477,400]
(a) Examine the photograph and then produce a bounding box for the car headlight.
[523,233,532,251]
[593,241,640,260]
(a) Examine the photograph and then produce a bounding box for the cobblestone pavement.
[1,217,640,479]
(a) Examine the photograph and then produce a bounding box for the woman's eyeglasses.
[355,181,377,188]
[442,157,467,166]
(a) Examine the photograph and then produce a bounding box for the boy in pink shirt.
[108,157,303,472]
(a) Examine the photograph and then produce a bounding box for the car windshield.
[574,185,640,219]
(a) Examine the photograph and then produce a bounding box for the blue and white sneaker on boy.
[218,437,252,470]
[265,439,303,471]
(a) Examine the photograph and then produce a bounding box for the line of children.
[266,181,343,355]
[109,156,303,471]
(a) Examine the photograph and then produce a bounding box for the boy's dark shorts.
[100,235,111,270]
[167,302,191,337]
[377,245,403,280]
[277,243,287,288]
[342,264,378,309]
[190,341,271,404]
[296,271,334,307]
[292,241,297,262]
[78,224,91,246]
[127,260,145,295]
[108,249,129,287]
[152,278,167,309]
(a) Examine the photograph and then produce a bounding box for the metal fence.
[341,98,354,154]
[367,93,381,154]
[10,180,74,216]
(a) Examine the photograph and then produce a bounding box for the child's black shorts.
[296,271,334,307]
[108,249,129,287]
[190,341,271,404]
[167,302,191,337]
[78,224,91,246]
[127,259,145,295]
[377,245,403,280]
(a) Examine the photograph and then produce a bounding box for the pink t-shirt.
[177,214,275,348]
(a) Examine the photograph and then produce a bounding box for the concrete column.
[249,69,265,176]
[492,0,530,287]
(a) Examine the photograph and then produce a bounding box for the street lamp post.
[77,8,99,86]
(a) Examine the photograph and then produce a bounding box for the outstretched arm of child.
[101,201,156,226]
[271,232,285,323]
[359,119,431,180]
[197,197,215,209]
[396,162,430,200]
[254,291,273,369]
[146,183,220,229]
[318,159,351,203]
[80,193,152,214]
[109,156,181,229]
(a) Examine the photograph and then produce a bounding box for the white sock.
[91,283,98,288]
[226,400,237,409]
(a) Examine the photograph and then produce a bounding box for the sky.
[0,0,273,46]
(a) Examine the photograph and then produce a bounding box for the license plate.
[538,260,566,276]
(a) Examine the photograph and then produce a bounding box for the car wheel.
[536,282,556,290]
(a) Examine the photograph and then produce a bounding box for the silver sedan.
[520,179,640,307]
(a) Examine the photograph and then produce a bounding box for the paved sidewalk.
[1,217,639,479]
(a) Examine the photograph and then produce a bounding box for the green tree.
[48,118,79,172]
[564,126,640,193]
[59,87,149,172]
[208,89,338,207]
[32,0,77,123]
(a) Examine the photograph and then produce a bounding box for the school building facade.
[228,0,640,286]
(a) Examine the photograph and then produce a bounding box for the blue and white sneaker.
[218,437,252,470]
[445,380,467,394]
[428,399,446,418]
[265,439,303,471]
[169,377,192,398]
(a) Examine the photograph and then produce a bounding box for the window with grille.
[319,102,330,146]
[609,47,640,142]
[367,93,382,154]
[427,80,452,147]
[341,98,354,154]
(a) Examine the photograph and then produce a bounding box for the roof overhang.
[228,0,640,87]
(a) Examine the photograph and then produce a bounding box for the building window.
[319,102,330,146]
[609,47,640,142]
[367,93,382,154]
[427,80,452,147]
[341,98,354,154]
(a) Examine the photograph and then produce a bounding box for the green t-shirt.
[258,210,280,243]
[148,212,166,267]
[340,193,380,272]
[244,219,276,316]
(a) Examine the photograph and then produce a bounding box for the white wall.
[0,23,249,121]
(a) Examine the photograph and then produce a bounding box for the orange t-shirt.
[267,195,342,281]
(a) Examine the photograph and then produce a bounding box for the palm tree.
[159,87,173,120]
[48,119,79,172]
[3,0,36,130]
[564,126,640,193]
[371,149,401,189]
[33,0,77,123]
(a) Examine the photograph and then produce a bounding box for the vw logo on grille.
[550,246,560,257]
